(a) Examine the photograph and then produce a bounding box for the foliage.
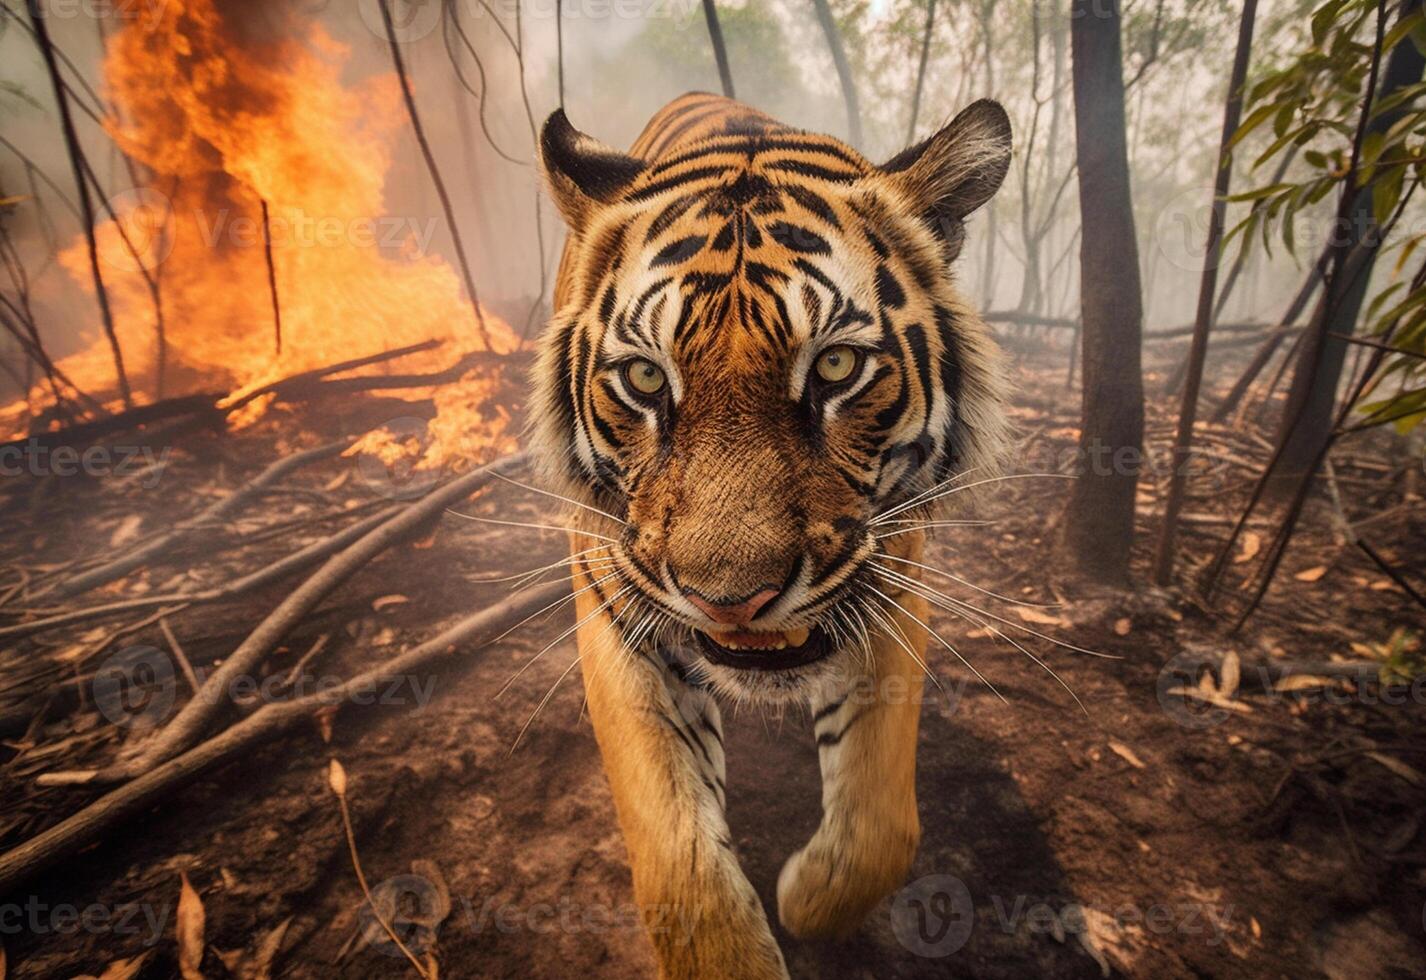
[1351,626,1426,683]
[1227,0,1426,433]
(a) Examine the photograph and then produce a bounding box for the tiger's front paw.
[776,820,919,939]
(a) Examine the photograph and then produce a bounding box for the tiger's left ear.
[879,99,1011,243]
[540,109,647,234]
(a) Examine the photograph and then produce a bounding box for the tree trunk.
[1152,0,1258,584]
[1273,0,1424,488]
[1059,0,1145,584]
[701,0,736,99]
[906,0,937,143]
[811,0,863,147]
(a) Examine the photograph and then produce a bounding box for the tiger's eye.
[625,359,667,396]
[815,345,859,384]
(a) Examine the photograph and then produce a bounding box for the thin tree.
[811,0,864,147]
[906,0,938,143]
[1060,0,1145,584]
[260,199,282,356]
[25,0,131,409]
[379,0,490,347]
[1273,0,1424,490]
[701,0,736,99]
[1153,0,1259,584]
[1209,245,1324,423]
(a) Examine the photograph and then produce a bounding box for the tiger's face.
[533,101,1011,702]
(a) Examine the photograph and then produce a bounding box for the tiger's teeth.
[784,627,810,647]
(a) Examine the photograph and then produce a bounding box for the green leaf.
[1373,164,1405,225]
[1231,103,1280,151]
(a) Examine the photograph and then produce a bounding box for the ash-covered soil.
[2,348,1424,979]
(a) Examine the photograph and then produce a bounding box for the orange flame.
[5,0,517,467]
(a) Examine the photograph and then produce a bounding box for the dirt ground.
[2,341,1424,979]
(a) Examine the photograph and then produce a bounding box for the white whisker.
[496,583,632,699]
[870,473,1075,526]
[872,554,1061,608]
[876,569,1087,714]
[865,584,1007,704]
[491,472,629,526]
[444,511,619,543]
[853,592,943,692]
[872,565,1116,660]
[470,545,614,584]
[871,465,986,524]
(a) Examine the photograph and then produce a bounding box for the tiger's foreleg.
[776,578,928,939]
[571,555,788,980]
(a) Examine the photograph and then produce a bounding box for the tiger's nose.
[684,588,781,627]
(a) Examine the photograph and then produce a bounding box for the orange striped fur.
[531,93,1013,978]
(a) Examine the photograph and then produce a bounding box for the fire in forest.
[3,0,518,466]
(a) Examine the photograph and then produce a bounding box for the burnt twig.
[0,579,567,894]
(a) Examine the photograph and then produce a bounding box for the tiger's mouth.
[693,624,833,671]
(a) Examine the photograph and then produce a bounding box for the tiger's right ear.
[540,110,646,233]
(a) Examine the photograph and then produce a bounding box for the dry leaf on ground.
[177,872,206,980]
[1108,740,1146,769]
[1365,752,1425,787]
[1219,651,1242,699]
[108,514,143,548]
[1274,675,1337,692]
[1234,531,1261,564]
[1017,607,1066,627]
[94,952,153,980]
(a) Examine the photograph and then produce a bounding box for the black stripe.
[817,706,869,747]
[664,716,715,769]
[813,694,848,724]
[783,185,842,229]
[645,194,699,241]
[648,104,735,157]
[764,159,860,183]
[767,221,831,255]
[628,165,730,203]
[875,264,906,308]
[651,235,706,267]
[644,135,861,179]
[905,322,932,412]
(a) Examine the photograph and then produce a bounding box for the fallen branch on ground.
[44,452,528,786]
[1,340,452,456]
[0,579,569,895]
[47,441,353,599]
[0,503,402,640]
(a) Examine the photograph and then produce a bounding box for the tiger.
[529,92,1012,978]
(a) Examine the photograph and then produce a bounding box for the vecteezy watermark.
[43,0,167,31]
[95,188,442,272]
[92,646,176,730]
[94,187,175,273]
[462,894,697,947]
[1152,182,1393,274]
[352,416,444,501]
[0,440,170,488]
[1157,650,1426,731]
[359,873,450,958]
[357,0,700,42]
[0,897,171,946]
[192,208,439,258]
[359,873,698,959]
[356,0,443,42]
[1030,439,1236,484]
[891,874,975,957]
[891,875,1236,959]
[92,646,439,727]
